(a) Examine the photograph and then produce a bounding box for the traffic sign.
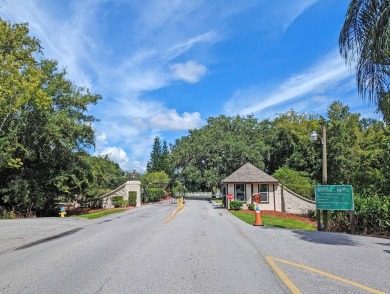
[227,193,233,200]
[315,185,354,210]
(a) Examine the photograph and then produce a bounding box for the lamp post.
[311,125,328,231]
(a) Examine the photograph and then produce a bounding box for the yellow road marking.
[164,206,186,223]
[176,206,186,215]
[265,256,302,294]
[164,210,176,223]
[266,256,385,294]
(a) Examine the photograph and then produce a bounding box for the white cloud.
[122,68,169,93]
[0,0,332,172]
[150,110,203,130]
[224,51,352,116]
[96,146,130,170]
[312,95,329,103]
[95,132,108,146]
[167,31,220,58]
[170,60,207,84]
[0,0,97,89]
[280,0,318,31]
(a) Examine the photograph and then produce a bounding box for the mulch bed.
[239,209,317,226]
[66,206,134,216]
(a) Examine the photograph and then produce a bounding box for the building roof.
[221,162,279,183]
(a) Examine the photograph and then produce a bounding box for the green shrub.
[119,200,128,207]
[145,188,166,203]
[354,195,389,235]
[111,196,126,207]
[0,208,13,219]
[128,191,137,206]
[328,195,390,236]
[247,203,255,211]
[273,167,315,200]
[230,201,243,210]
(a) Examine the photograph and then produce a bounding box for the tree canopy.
[169,115,266,192]
[0,18,125,216]
[165,102,389,198]
[146,136,170,175]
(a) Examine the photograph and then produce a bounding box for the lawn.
[76,209,127,219]
[230,211,315,231]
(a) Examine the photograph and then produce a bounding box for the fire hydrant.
[59,207,66,218]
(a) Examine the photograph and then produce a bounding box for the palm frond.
[339,0,390,105]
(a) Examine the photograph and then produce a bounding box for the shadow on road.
[376,242,390,254]
[292,230,361,246]
[15,228,84,250]
[376,242,390,246]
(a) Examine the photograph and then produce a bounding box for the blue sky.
[0,0,382,172]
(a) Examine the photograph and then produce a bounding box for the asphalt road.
[0,200,389,293]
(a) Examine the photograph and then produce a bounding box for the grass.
[230,211,315,231]
[76,209,127,219]
[213,199,223,204]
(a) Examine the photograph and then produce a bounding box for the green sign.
[315,185,354,211]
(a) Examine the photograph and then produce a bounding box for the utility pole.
[322,125,328,231]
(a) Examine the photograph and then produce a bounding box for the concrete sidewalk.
[0,217,90,254]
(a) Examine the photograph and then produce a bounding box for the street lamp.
[310,131,319,142]
[132,169,136,179]
[311,125,328,231]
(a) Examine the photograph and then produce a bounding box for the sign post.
[227,193,233,209]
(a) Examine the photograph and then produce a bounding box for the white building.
[221,163,315,214]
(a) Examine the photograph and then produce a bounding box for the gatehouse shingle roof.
[222,163,279,183]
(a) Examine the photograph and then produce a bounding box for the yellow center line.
[266,256,385,294]
[176,206,186,215]
[164,206,186,223]
[265,256,302,294]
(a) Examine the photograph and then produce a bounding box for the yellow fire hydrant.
[59,207,66,218]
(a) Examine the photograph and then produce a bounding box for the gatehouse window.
[222,185,227,196]
[258,184,269,203]
[235,184,246,201]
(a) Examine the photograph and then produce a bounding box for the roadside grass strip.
[230,211,315,230]
[265,256,385,294]
[77,209,127,219]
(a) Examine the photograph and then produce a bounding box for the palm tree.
[339,0,390,118]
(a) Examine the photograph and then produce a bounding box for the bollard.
[253,205,263,226]
[177,197,184,210]
[252,194,263,226]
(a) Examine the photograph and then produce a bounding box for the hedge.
[111,196,126,207]
[145,188,166,203]
[230,201,243,210]
[128,191,137,206]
